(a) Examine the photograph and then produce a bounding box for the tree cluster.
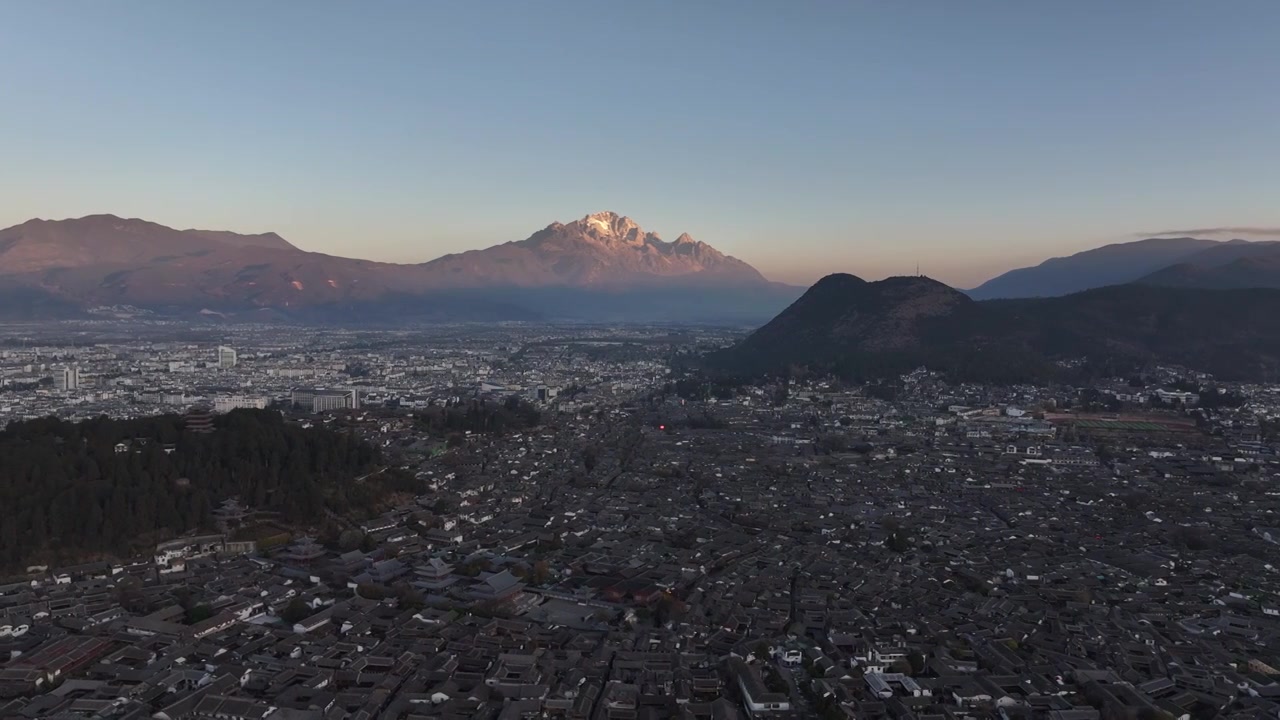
[412,396,541,437]
[0,409,380,573]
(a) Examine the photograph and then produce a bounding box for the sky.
[2,1,1279,288]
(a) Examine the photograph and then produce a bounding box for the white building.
[217,346,238,369]
[53,367,80,391]
[292,388,359,412]
[213,396,269,414]
[1155,389,1198,406]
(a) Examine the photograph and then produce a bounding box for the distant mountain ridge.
[14,212,1279,323]
[0,211,798,322]
[711,272,1280,382]
[0,215,298,274]
[966,237,1219,299]
[968,235,1280,299]
[1136,240,1280,290]
[416,211,766,288]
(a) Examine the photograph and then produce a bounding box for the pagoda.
[413,557,458,593]
[281,535,327,565]
[214,497,249,534]
[184,405,215,434]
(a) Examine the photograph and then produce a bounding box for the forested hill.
[0,410,382,573]
[709,274,1280,383]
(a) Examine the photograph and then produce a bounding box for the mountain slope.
[0,220,421,310]
[0,215,297,273]
[730,274,973,357]
[712,273,1280,382]
[181,229,296,252]
[0,211,790,322]
[1138,241,1280,289]
[416,211,766,288]
[967,237,1220,299]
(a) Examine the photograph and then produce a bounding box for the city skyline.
[4,2,1280,287]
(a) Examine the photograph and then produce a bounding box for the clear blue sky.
[3,1,1278,287]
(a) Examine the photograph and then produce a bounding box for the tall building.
[53,367,80,391]
[217,346,238,369]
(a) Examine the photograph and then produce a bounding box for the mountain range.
[710,273,1280,382]
[0,212,798,323]
[967,236,1280,299]
[8,211,1280,329]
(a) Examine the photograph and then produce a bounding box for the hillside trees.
[0,409,381,572]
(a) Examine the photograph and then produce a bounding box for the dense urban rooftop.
[2,320,1279,719]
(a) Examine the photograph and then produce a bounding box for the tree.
[907,651,926,675]
[172,585,196,611]
[1261,417,1280,441]
[356,583,388,600]
[1095,444,1115,465]
[338,529,364,552]
[0,410,382,573]
[280,597,312,624]
[1120,491,1148,513]
[887,528,911,553]
[771,382,790,407]
[653,594,686,627]
[457,557,491,577]
[580,446,599,473]
[393,584,425,612]
[115,577,149,614]
[752,640,772,660]
[816,434,849,454]
[530,560,552,585]
[763,665,789,694]
[184,604,214,625]
[1173,525,1211,552]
